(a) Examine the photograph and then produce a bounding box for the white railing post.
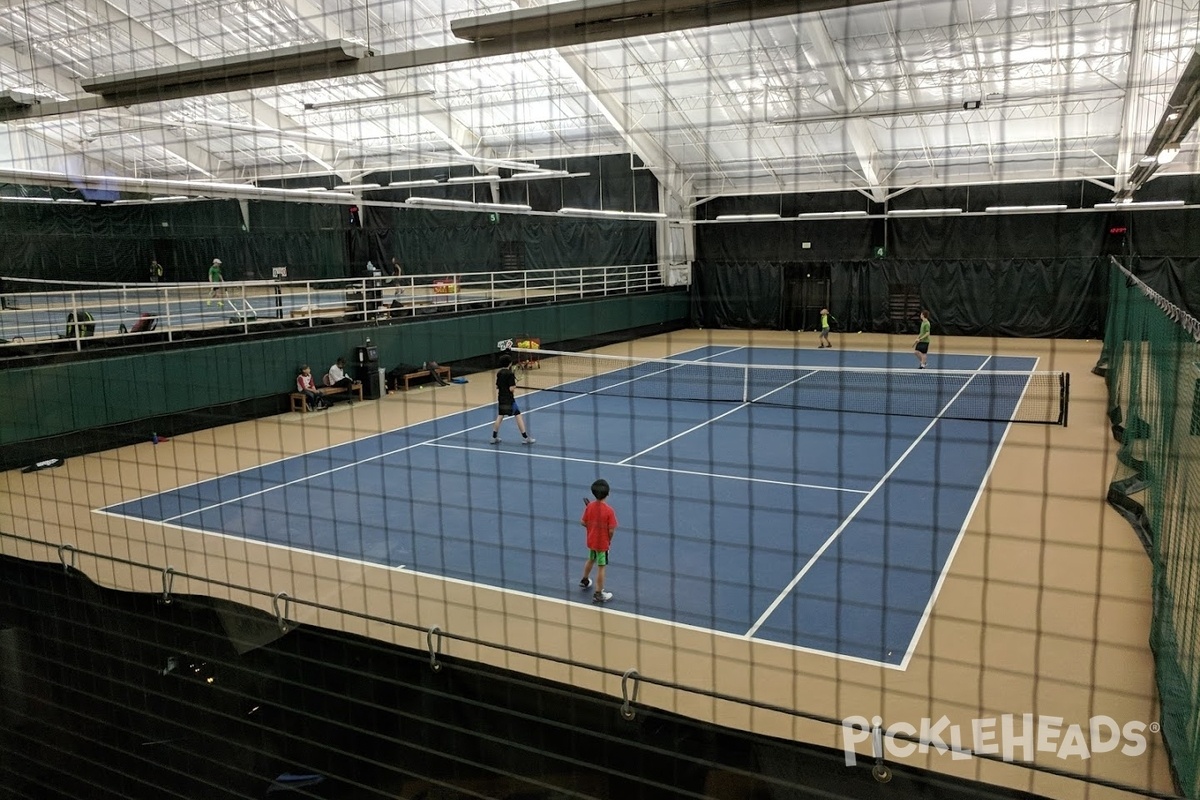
[163,286,174,343]
[70,291,81,351]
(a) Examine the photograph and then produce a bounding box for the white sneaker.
[522,437,536,445]
[489,437,501,445]
[579,578,592,589]
[592,590,613,604]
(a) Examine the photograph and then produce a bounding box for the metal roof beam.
[798,15,886,201]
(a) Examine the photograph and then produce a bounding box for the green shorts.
[588,549,608,566]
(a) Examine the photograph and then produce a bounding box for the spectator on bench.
[296,365,328,411]
[326,357,355,391]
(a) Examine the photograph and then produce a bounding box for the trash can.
[354,340,381,400]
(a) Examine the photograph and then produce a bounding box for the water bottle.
[151,432,159,444]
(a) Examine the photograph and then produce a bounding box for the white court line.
[106,344,750,524]
[743,355,994,640]
[96,509,904,671]
[729,342,1042,364]
[422,442,869,494]
[617,370,820,465]
[896,355,1042,670]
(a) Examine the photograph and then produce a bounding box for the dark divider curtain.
[887,213,1106,260]
[694,259,1106,338]
[1127,256,1200,320]
[696,220,873,262]
[365,210,654,277]
[690,262,784,329]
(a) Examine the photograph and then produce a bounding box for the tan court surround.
[0,329,1175,800]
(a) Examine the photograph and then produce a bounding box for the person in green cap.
[207,258,224,306]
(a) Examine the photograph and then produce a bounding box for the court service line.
[743,355,994,640]
[422,441,869,494]
[616,370,820,465]
[897,356,1040,670]
[134,344,751,523]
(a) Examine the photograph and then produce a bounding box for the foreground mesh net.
[513,346,1070,425]
[1100,260,1200,800]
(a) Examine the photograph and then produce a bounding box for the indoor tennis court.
[99,344,1064,667]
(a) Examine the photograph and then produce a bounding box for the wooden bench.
[400,366,451,391]
[289,381,363,413]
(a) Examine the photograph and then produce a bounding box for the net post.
[742,366,750,403]
[1061,372,1070,427]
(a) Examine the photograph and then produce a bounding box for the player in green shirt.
[207,258,224,306]
[914,309,931,368]
[818,307,834,348]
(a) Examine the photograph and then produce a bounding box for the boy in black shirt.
[489,354,535,445]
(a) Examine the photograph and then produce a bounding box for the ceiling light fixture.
[388,179,441,188]
[1157,147,1180,165]
[405,196,531,213]
[714,213,781,221]
[445,175,501,184]
[984,204,1068,213]
[333,182,382,191]
[83,40,372,103]
[557,207,667,220]
[798,210,869,219]
[885,208,963,217]
[509,170,572,180]
[1094,200,1186,209]
[303,90,435,111]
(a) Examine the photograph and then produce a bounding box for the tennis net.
[512,347,1070,425]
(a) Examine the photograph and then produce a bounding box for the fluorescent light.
[1095,200,1186,209]
[302,89,434,111]
[303,187,328,192]
[0,168,358,204]
[388,179,440,188]
[798,210,869,219]
[509,170,571,180]
[558,207,667,220]
[405,197,531,213]
[445,175,501,184]
[886,208,963,217]
[151,195,190,201]
[55,198,86,203]
[83,40,371,101]
[333,182,381,190]
[1138,155,1157,166]
[0,196,53,203]
[985,204,1068,213]
[714,213,781,221]
[1157,147,1180,164]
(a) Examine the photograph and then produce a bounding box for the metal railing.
[0,263,667,350]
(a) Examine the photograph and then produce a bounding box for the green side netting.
[1101,259,1200,799]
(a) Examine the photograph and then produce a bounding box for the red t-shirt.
[582,500,617,552]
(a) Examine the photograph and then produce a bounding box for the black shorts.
[498,400,520,417]
[915,341,929,354]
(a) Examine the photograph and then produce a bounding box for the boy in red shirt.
[579,479,618,604]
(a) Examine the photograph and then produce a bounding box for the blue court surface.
[100,345,1041,668]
